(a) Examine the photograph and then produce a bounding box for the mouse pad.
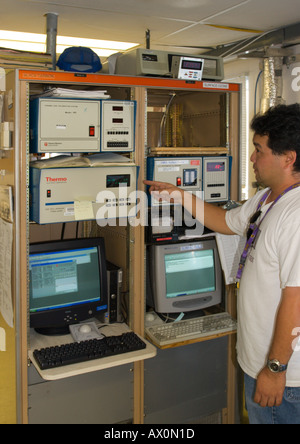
[69,322,104,343]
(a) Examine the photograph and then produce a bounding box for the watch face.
[270,362,279,372]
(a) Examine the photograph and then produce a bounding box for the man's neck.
[267,176,300,203]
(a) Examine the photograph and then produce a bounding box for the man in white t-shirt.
[145,104,300,424]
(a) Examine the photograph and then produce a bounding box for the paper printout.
[215,233,246,285]
[0,185,13,222]
[0,218,13,327]
[0,327,6,351]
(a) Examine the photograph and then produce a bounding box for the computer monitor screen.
[148,238,222,314]
[29,238,108,335]
[165,249,215,299]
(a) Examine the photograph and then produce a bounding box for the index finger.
[143,180,168,190]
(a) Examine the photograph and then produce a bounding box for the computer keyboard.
[145,312,237,347]
[33,332,147,370]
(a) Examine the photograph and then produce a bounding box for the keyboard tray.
[33,332,147,370]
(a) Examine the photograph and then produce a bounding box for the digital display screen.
[181,60,203,71]
[142,54,158,62]
[106,174,131,188]
[164,250,215,299]
[207,162,225,172]
[112,118,124,123]
[112,106,123,112]
[29,247,101,312]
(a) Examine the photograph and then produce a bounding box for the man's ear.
[284,150,297,169]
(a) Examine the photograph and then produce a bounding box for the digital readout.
[142,54,158,62]
[181,60,203,71]
[207,162,225,172]
[106,175,131,188]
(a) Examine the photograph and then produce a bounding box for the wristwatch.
[267,359,288,373]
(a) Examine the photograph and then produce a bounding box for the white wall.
[225,54,300,198]
[224,57,261,197]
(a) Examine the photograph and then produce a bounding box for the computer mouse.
[145,313,156,323]
[79,324,92,334]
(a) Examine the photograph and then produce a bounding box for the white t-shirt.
[226,187,300,386]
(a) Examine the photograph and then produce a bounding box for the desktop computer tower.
[99,261,123,324]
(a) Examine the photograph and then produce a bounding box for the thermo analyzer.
[30,163,139,224]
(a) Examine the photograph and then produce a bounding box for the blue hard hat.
[57,46,102,73]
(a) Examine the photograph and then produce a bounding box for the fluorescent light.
[57,45,118,58]
[0,30,138,55]
[57,36,136,51]
[0,40,46,53]
[0,30,46,43]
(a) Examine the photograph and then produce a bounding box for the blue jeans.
[244,373,300,424]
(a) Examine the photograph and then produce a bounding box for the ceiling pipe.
[45,12,58,70]
[261,56,285,113]
[203,25,294,58]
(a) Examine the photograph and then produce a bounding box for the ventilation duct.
[261,56,285,113]
[45,12,58,71]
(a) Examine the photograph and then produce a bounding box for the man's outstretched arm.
[144,180,236,236]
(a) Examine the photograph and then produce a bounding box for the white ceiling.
[1,0,300,56]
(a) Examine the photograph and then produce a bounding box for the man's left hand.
[254,367,286,407]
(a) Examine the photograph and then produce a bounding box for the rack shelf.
[149,147,229,156]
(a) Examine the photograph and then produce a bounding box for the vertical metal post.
[145,29,151,50]
[45,13,58,71]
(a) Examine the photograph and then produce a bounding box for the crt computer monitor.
[29,237,108,335]
[148,238,223,315]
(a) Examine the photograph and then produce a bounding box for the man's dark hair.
[251,103,300,173]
